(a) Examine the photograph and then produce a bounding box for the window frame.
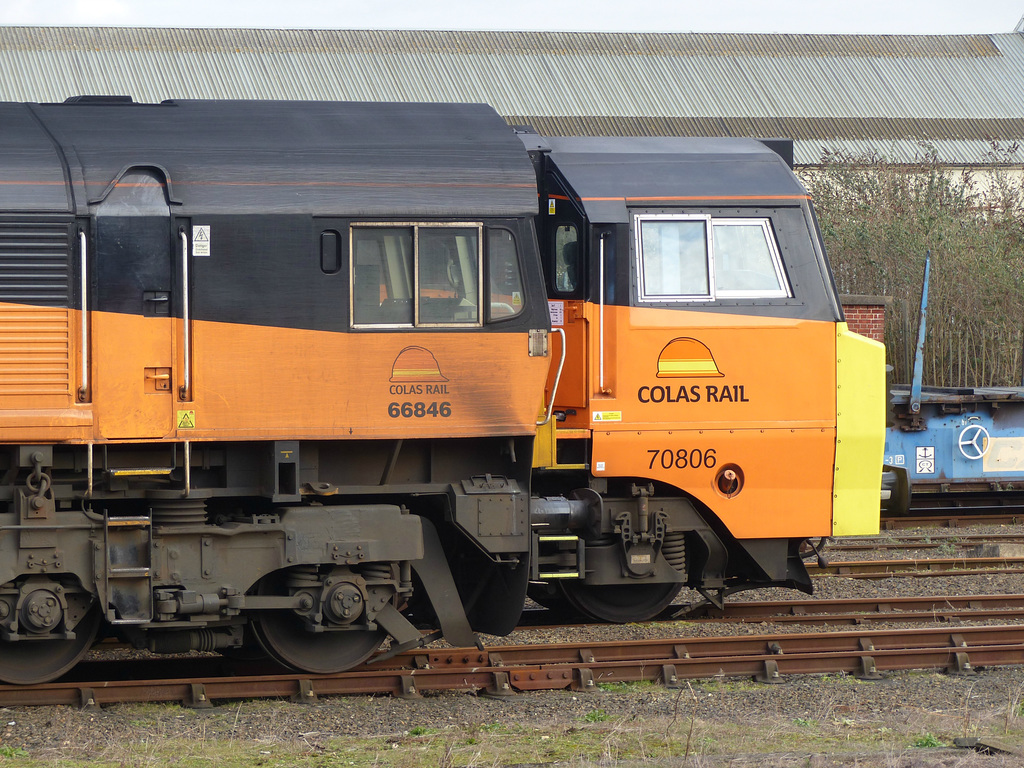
[711,218,792,299]
[634,213,714,303]
[551,221,581,297]
[349,221,484,329]
[485,226,527,323]
[633,213,791,304]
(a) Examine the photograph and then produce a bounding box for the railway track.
[516,594,1024,626]
[3,624,1022,708]
[696,593,1024,625]
[7,593,1024,708]
[827,533,1024,553]
[807,556,1024,578]
[882,494,1024,529]
[883,513,1024,529]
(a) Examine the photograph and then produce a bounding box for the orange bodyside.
[0,302,550,444]
[0,303,93,441]
[548,302,837,539]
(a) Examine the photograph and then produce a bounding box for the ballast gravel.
[1,524,1024,767]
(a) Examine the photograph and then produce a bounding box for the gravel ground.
[2,523,1024,767]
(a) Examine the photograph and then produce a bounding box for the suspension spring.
[360,563,393,585]
[662,532,686,573]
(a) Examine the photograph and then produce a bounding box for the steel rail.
[713,593,1024,624]
[807,556,1024,578]
[514,594,1024,627]
[827,534,1024,552]
[3,625,1024,708]
[882,514,1024,530]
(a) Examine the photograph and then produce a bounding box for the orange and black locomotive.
[0,98,884,684]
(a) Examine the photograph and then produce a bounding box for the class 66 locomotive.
[0,98,885,685]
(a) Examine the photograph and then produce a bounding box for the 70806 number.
[648,448,717,470]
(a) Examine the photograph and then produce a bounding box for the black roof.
[525,135,808,222]
[0,99,538,217]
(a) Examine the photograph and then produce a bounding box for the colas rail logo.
[637,337,749,404]
[389,346,449,394]
[386,346,454,419]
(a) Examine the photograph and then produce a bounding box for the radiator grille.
[0,221,73,396]
[0,221,72,306]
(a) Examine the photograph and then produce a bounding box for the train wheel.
[558,581,682,624]
[251,614,385,674]
[250,571,387,674]
[0,602,101,685]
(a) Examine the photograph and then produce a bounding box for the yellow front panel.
[832,324,885,536]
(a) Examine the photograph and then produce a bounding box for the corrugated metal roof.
[0,28,1004,58]
[0,27,1023,165]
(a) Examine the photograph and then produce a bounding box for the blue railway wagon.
[884,385,1024,514]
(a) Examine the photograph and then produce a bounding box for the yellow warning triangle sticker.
[177,410,196,429]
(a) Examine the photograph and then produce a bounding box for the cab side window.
[634,213,790,303]
[418,227,480,324]
[352,226,413,325]
[350,223,484,327]
[488,229,525,320]
[637,217,710,299]
[553,224,579,294]
[712,220,789,298]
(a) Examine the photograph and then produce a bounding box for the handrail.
[537,327,567,426]
[179,229,191,400]
[78,229,89,400]
[598,232,607,393]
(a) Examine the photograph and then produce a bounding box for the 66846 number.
[388,401,452,418]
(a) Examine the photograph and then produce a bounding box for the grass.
[2,676,1024,767]
[0,721,1014,767]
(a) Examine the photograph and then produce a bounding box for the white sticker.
[595,461,606,472]
[548,198,556,215]
[915,446,935,475]
[193,225,211,257]
[548,301,564,327]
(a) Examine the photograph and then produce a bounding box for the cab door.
[93,169,176,439]
[542,177,589,416]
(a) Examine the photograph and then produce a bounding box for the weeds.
[911,733,943,748]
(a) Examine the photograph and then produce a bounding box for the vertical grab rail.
[537,328,567,427]
[78,229,89,401]
[598,232,607,393]
[178,229,191,400]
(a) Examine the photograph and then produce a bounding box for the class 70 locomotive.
[0,98,884,684]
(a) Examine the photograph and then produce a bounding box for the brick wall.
[840,295,888,343]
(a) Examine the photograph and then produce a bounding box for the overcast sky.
[0,0,1022,35]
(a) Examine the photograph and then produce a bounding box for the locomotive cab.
[522,133,885,621]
